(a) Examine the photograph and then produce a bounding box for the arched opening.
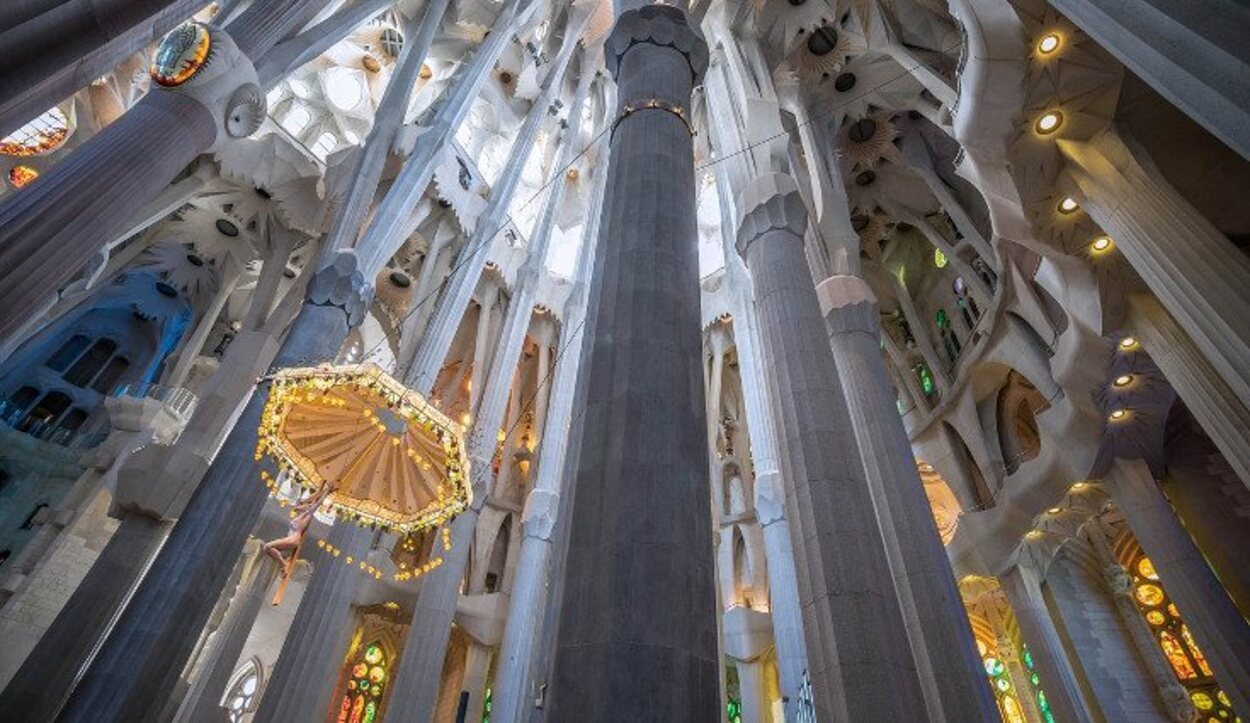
[63,338,117,387]
[45,334,90,372]
[19,391,71,433]
[484,516,511,593]
[995,372,1048,475]
[90,356,129,394]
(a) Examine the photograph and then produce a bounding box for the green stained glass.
[727,698,742,723]
[1023,649,1034,670]
[363,700,377,723]
[936,309,949,328]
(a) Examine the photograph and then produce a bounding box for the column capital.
[735,173,807,261]
[306,250,373,327]
[521,488,560,541]
[152,24,266,150]
[605,5,709,84]
[815,274,879,331]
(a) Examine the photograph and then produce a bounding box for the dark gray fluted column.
[252,523,371,722]
[57,251,372,722]
[546,6,717,721]
[999,564,1097,723]
[0,0,204,138]
[735,173,927,721]
[0,514,167,720]
[818,273,999,721]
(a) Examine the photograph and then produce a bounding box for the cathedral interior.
[1,0,1248,720]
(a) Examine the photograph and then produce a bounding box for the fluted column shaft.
[0,513,168,719]
[469,284,500,414]
[818,273,999,722]
[1060,129,1250,411]
[1104,458,1250,714]
[547,6,717,720]
[490,152,609,723]
[999,564,1097,723]
[736,173,927,721]
[0,0,203,139]
[253,523,372,723]
[57,251,370,721]
[176,547,278,723]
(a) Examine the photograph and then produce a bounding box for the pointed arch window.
[222,657,261,722]
[63,338,116,387]
[90,356,130,394]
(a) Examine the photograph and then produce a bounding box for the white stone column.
[1126,293,1250,488]
[999,564,1098,723]
[460,641,494,722]
[167,257,244,390]
[490,137,607,723]
[469,283,500,414]
[175,542,278,723]
[1104,458,1250,715]
[396,227,453,368]
[1059,129,1250,411]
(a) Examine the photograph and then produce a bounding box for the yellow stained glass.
[1135,583,1165,607]
[1192,691,1214,711]
[1217,691,1230,707]
[1146,611,1166,626]
[1137,557,1159,580]
[1168,603,1180,617]
[9,165,38,188]
[1181,625,1214,677]
[1160,631,1198,680]
[1001,695,1027,723]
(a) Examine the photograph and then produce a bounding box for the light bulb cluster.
[392,528,453,582]
[615,97,694,136]
[316,538,385,580]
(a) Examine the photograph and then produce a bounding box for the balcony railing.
[111,382,198,418]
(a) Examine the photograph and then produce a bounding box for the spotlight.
[1113,374,1133,387]
[1090,235,1113,253]
[1035,111,1063,135]
[1037,33,1061,55]
[1119,337,1138,350]
[1058,197,1079,214]
[1109,409,1127,420]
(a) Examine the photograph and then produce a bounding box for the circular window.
[848,118,877,143]
[807,27,839,56]
[380,28,404,58]
[833,73,857,92]
[151,23,212,87]
[156,281,179,298]
[216,219,240,237]
[854,170,876,187]
[389,271,411,288]
[1134,583,1165,607]
[1137,557,1159,580]
[187,254,204,267]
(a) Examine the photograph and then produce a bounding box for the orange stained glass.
[9,165,38,188]
[1135,583,1165,607]
[1160,630,1198,680]
[1181,625,1214,677]
[1137,557,1159,580]
[1001,694,1027,723]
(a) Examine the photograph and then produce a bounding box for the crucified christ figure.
[264,485,332,565]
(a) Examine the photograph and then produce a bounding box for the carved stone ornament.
[604,5,710,83]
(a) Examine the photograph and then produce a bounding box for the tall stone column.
[735,173,927,721]
[57,251,372,722]
[999,564,1098,723]
[469,283,501,414]
[817,272,999,722]
[1126,293,1250,488]
[175,543,278,723]
[0,0,204,139]
[459,641,494,722]
[253,522,372,723]
[490,148,608,723]
[0,513,168,719]
[1059,129,1250,411]
[1045,0,1250,160]
[546,5,717,721]
[1104,458,1250,715]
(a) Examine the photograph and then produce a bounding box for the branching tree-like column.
[545,5,718,721]
[735,173,928,721]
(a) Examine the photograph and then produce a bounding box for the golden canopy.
[255,363,471,534]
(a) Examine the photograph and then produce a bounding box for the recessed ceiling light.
[1113,374,1133,387]
[1119,337,1138,350]
[1035,111,1063,135]
[1037,33,1061,55]
[1090,235,1113,252]
[1058,197,1079,213]
[1109,409,1127,420]
[1047,507,1063,515]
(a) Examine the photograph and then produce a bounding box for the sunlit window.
[325,68,366,111]
[1,106,70,157]
[282,106,312,136]
[223,658,261,722]
[311,132,338,160]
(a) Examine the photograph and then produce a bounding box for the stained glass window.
[223,658,260,723]
[337,641,388,723]
[1,107,70,156]
[982,653,1026,723]
[934,248,948,268]
[1022,646,1055,723]
[1123,553,1240,720]
[9,165,39,188]
[915,364,935,397]
[727,698,742,723]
